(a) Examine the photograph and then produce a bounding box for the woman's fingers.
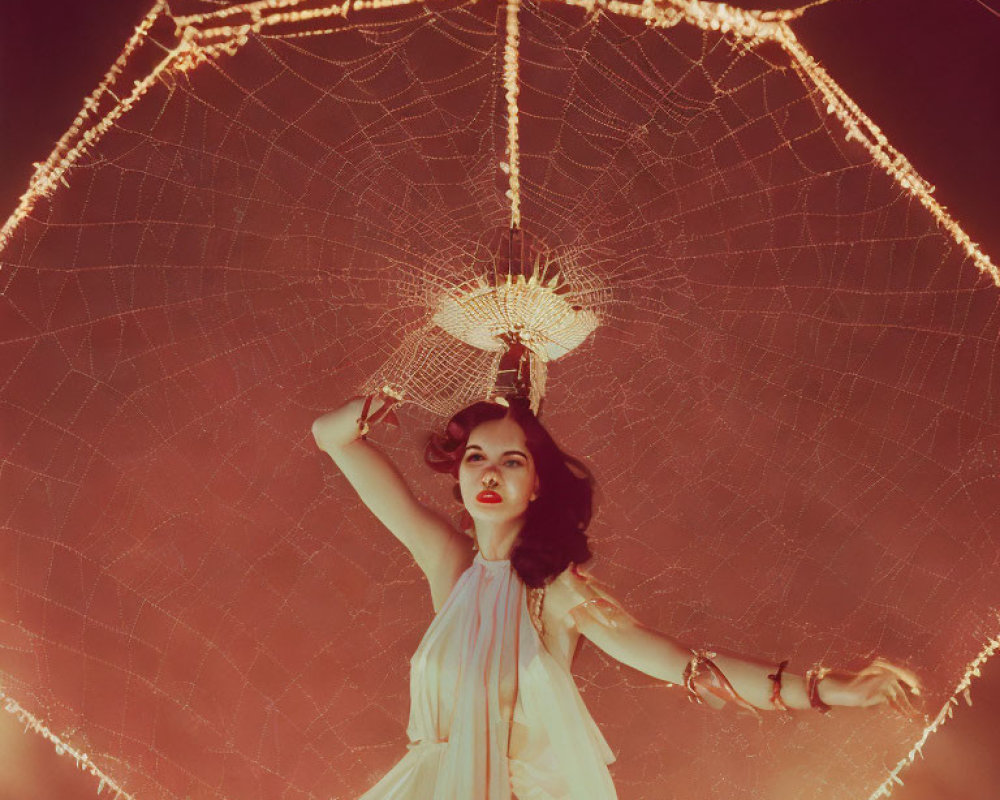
[887,682,922,721]
[842,658,924,721]
[849,659,922,696]
[871,658,922,695]
[874,676,923,721]
[894,694,915,715]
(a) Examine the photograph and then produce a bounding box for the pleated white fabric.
[359,551,617,800]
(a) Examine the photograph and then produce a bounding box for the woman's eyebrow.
[465,444,528,458]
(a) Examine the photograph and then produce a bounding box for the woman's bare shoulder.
[544,561,603,621]
[547,560,636,633]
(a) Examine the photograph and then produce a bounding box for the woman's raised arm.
[312,395,469,601]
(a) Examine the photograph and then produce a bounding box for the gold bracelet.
[356,386,403,440]
[806,666,833,713]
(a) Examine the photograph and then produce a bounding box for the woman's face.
[458,416,539,523]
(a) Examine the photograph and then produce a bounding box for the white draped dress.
[359,551,618,799]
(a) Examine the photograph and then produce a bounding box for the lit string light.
[0,0,996,285]
[604,0,999,284]
[171,0,313,27]
[867,618,1000,800]
[0,0,169,256]
[503,0,523,229]
[0,0,993,286]
[773,23,999,286]
[1,692,136,800]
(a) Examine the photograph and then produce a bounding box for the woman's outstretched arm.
[551,567,920,715]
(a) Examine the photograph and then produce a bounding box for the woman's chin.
[467,504,527,522]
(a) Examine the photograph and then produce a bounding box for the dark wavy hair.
[424,397,594,588]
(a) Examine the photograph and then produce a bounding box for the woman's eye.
[464,454,522,467]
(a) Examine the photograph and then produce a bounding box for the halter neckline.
[474,551,511,565]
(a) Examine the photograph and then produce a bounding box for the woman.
[311,391,920,799]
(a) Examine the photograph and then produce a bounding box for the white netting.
[1,1,998,798]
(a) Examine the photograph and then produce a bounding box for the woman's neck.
[472,517,524,560]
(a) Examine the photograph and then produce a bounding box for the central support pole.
[503,0,522,230]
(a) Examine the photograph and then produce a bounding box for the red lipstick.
[476,490,502,504]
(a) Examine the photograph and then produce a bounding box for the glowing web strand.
[177,0,1000,285]
[773,22,1000,287]
[350,0,421,10]
[599,0,799,36]
[503,0,523,229]
[596,0,1000,287]
[171,0,312,26]
[0,0,169,258]
[865,624,1000,798]
[0,691,136,799]
[198,1,353,36]
[176,0,401,38]
[2,0,996,287]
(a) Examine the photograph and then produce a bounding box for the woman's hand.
[357,386,404,437]
[829,658,923,719]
